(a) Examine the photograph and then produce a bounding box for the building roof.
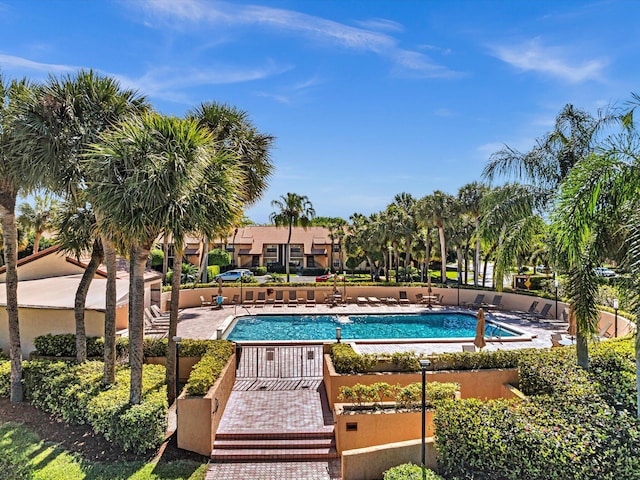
[0,274,130,310]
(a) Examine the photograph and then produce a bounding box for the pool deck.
[175,302,573,355]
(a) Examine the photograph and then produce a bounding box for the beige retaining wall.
[341,438,437,480]
[177,353,236,455]
[323,354,520,409]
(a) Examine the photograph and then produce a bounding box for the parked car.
[214,269,254,282]
[535,265,552,274]
[594,267,616,278]
[315,273,344,282]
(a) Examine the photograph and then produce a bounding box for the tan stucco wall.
[341,438,437,480]
[0,307,105,358]
[324,354,520,408]
[177,353,236,455]
[335,405,435,454]
[0,252,87,283]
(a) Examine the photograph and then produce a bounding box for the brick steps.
[212,430,337,462]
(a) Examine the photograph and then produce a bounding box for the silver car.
[214,269,254,282]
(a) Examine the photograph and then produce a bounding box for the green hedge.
[6,360,168,453]
[338,381,458,410]
[33,334,129,358]
[330,343,377,374]
[383,464,442,480]
[184,340,235,396]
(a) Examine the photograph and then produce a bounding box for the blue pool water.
[225,312,516,341]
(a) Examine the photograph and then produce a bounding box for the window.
[264,245,278,258]
[225,246,235,252]
[333,260,340,268]
[332,245,341,252]
[290,245,303,258]
[307,257,315,268]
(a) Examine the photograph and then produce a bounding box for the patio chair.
[144,307,169,325]
[484,295,503,310]
[305,290,316,307]
[465,294,485,309]
[550,333,563,348]
[287,290,299,306]
[150,305,171,318]
[274,290,284,307]
[384,296,398,305]
[254,291,266,307]
[200,295,212,308]
[398,291,410,304]
[357,296,369,305]
[231,294,240,305]
[415,293,426,304]
[243,291,254,305]
[462,345,476,352]
[526,303,552,321]
[524,301,539,314]
[368,296,382,304]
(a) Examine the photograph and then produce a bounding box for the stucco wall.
[177,353,236,455]
[0,251,86,282]
[341,438,437,480]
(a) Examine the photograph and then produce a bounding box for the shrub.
[33,334,128,359]
[150,249,164,270]
[330,343,377,374]
[0,360,10,397]
[184,340,235,396]
[338,381,458,410]
[384,464,442,480]
[254,266,267,276]
[206,265,220,282]
[207,248,230,266]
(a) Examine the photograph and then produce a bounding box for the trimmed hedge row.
[32,334,217,359]
[0,359,167,453]
[384,464,443,480]
[338,381,459,410]
[330,343,377,374]
[184,340,235,396]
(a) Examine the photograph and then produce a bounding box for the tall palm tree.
[189,102,275,281]
[14,70,149,383]
[346,213,386,280]
[390,193,418,281]
[17,193,58,253]
[458,182,489,287]
[87,113,232,404]
[1,76,46,402]
[417,191,455,285]
[270,193,315,282]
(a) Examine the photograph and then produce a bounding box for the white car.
[594,267,616,278]
[214,269,254,282]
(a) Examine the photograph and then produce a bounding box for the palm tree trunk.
[0,192,23,403]
[166,250,182,404]
[286,223,292,282]
[102,235,117,386]
[438,225,447,286]
[576,332,589,369]
[33,231,42,254]
[456,245,463,285]
[75,239,104,363]
[636,331,640,418]
[474,217,480,287]
[162,236,169,281]
[199,236,209,283]
[129,242,150,404]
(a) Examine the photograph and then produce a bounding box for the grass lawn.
[0,422,207,480]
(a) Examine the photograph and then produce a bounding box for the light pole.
[343,270,347,306]
[613,298,619,337]
[457,270,460,307]
[419,358,431,471]
[336,327,341,343]
[172,336,182,405]
[554,278,559,320]
[388,245,393,283]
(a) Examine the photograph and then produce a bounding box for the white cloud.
[489,38,606,83]
[137,0,459,78]
[0,53,77,74]
[354,18,404,33]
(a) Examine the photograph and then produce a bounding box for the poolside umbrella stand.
[474,308,487,350]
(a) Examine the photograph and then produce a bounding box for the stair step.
[214,438,335,450]
[215,430,334,441]
[211,447,338,461]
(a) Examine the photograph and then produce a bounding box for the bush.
[254,266,267,276]
[12,360,167,453]
[184,340,235,396]
[384,464,442,480]
[33,334,128,359]
[0,360,10,397]
[330,343,377,374]
[207,248,230,267]
[206,264,220,282]
[338,381,458,410]
[150,249,164,270]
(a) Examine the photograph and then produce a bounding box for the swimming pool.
[224,312,517,342]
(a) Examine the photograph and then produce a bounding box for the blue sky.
[1,0,638,223]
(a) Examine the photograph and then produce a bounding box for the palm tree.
[53,199,103,363]
[269,193,315,282]
[17,193,58,253]
[458,182,489,287]
[87,113,235,404]
[346,213,386,280]
[14,70,148,383]
[0,76,45,402]
[390,193,418,281]
[189,102,275,281]
[417,191,455,286]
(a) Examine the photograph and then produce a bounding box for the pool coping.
[217,309,533,344]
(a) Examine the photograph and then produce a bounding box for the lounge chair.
[398,291,410,304]
[484,295,503,310]
[462,345,476,352]
[599,321,613,338]
[526,303,552,321]
[384,296,398,305]
[254,291,266,307]
[550,333,563,348]
[287,290,298,306]
[415,293,426,304]
[523,301,539,315]
[150,305,171,318]
[231,294,240,305]
[305,290,316,307]
[274,290,284,307]
[243,291,254,305]
[144,307,169,325]
[200,295,212,308]
[357,296,369,305]
[465,294,485,309]
[368,296,382,304]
